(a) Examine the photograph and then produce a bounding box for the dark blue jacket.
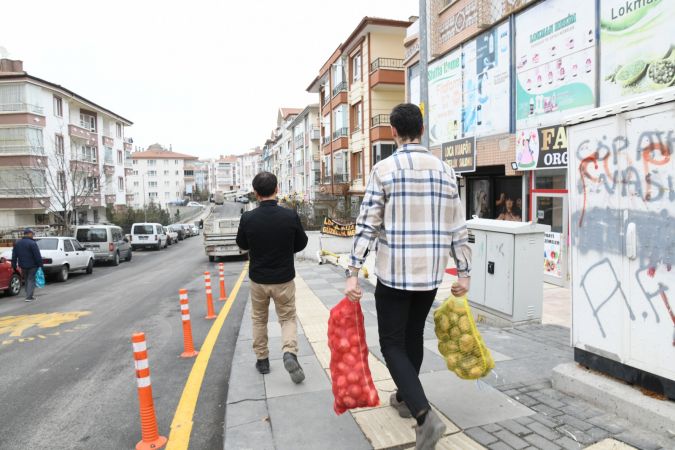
[11,237,43,270]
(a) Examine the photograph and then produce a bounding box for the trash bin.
[466,218,550,326]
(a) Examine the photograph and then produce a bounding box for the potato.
[445,353,460,370]
[459,334,475,353]
[446,341,459,353]
[453,301,467,315]
[469,366,485,379]
[448,312,459,325]
[436,331,450,342]
[438,314,451,332]
[458,316,471,333]
[438,341,454,355]
[460,356,478,370]
[449,326,462,339]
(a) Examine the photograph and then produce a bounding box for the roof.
[0,72,133,125]
[340,17,412,53]
[132,144,198,160]
[279,108,303,119]
[289,104,320,128]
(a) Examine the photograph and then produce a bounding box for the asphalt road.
[0,202,249,450]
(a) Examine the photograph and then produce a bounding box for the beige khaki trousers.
[250,279,298,360]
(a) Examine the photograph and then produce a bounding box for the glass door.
[534,193,568,286]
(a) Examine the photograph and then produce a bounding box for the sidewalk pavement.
[224,261,675,450]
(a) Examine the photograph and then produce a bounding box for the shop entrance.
[465,167,523,221]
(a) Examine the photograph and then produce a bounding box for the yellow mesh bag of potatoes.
[433,294,494,380]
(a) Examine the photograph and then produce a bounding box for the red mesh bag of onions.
[328,298,380,414]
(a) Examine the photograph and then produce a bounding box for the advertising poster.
[408,64,421,106]
[544,231,562,278]
[600,0,675,104]
[463,21,512,137]
[515,0,596,129]
[442,137,476,173]
[516,124,568,170]
[428,49,463,147]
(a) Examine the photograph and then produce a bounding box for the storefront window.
[534,168,566,189]
[467,175,522,221]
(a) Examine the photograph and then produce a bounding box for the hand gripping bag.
[35,267,46,288]
[434,294,494,380]
[328,298,380,414]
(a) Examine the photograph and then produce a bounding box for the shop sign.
[516,124,568,170]
[442,137,476,173]
[321,217,355,237]
[428,48,463,147]
[544,231,562,278]
[515,0,597,129]
[462,21,511,137]
[600,0,675,104]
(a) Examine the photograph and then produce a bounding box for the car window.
[63,240,74,252]
[72,240,85,251]
[76,228,107,242]
[112,229,121,241]
[133,225,154,235]
[36,238,59,250]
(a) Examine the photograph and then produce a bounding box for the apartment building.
[129,144,197,208]
[236,148,262,193]
[307,17,410,212]
[288,105,321,202]
[215,155,238,192]
[268,108,302,195]
[185,159,213,198]
[0,59,133,229]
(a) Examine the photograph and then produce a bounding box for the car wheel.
[7,273,21,296]
[112,252,120,266]
[156,242,162,251]
[86,259,94,274]
[125,249,132,262]
[57,265,69,282]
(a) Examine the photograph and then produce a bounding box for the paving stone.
[497,382,526,391]
[226,361,265,404]
[224,417,274,450]
[554,435,583,450]
[526,420,562,441]
[498,419,532,437]
[585,427,610,442]
[482,423,502,433]
[559,404,605,420]
[557,426,595,445]
[587,414,630,435]
[531,404,564,417]
[493,429,529,449]
[613,431,665,450]
[465,427,498,446]
[263,355,329,399]
[514,416,535,426]
[530,413,561,428]
[503,389,521,397]
[435,433,488,450]
[513,394,538,407]
[534,394,567,409]
[266,334,313,360]
[524,433,562,450]
[488,443,515,450]
[525,381,552,391]
[557,414,594,432]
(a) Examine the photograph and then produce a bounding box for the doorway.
[533,191,568,286]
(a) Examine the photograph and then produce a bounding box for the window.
[55,134,64,155]
[164,181,170,186]
[132,159,137,165]
[175,160,179,165]
[85,176,98,190]
[352,53,362,82]
[76,145,98,163]
[117,150,123,164]
[149,181,158,188]
[116,122,122,138]
[133,170,139,176]
[164,159,169,166]
[352,152,363,180]
[147,160,156,166]
[351,102,363,132]
[372,143,396,164]
[93,210,99,223]
[118,176,124,191]
[57,171,66,191]
[148,192,158,198]
[163,170,169,175]
[53,96,63,117]
[165,192,170,199]
[79,112,96,131]
[133,181,139,187]
[175,170,180,175]
[63,240,74,252]
[148,170,157,177]
[104,147,113,164]
[184,170,194,176]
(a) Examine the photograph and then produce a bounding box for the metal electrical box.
[467,218,550,325]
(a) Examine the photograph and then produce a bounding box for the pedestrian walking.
[345,104,472,449]
[11,228,44,302]
[236,172,309,383]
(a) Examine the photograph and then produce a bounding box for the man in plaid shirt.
[345,103,471,449]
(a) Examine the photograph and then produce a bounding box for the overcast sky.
[1,0,415,159]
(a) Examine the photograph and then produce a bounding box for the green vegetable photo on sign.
[600,0,675,104]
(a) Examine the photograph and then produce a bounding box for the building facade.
[288,105,321,201]
[0,59,133,229]
[307,17,410,215]
[129,144,197,208]
[236,148,262,193]
[215,155,238,192]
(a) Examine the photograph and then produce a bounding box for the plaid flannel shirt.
[349,144,471,291]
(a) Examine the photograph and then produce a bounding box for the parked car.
[130,223,168,250]
[187,201,204,207]
[236,196,250,204]
[33,237,94,282]
[189,224,200,236]
[165,226,178,245]
[74,225,132,266]
[168,224,185,241]
[0,256,22,296]
[181,224,194,237]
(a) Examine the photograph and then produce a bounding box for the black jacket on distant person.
[236,200,308,284]
[11,237,43,270]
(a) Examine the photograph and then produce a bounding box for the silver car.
[75,225,132,266]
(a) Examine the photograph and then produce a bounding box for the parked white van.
[130,223,168,251]
[75,224,132,265]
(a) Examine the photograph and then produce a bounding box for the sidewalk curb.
[552,362,675,437]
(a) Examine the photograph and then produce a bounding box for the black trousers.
[375,280,437,417]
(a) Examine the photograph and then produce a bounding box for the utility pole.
[419,0,430,148]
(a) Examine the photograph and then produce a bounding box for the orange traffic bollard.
[179,289,199,358]
[132,332,167,450]
[204,271,217,319]
[218,263,227,301]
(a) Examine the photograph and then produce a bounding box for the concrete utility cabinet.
[466,218,550,325]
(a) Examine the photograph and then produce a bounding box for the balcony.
[332,128,348,140]
[333,173,349,183]
[332,81,348,97]
[0,103,44,115]
[294,133,305,148]
[0,144,45,156]
[105,194,117,204]
[102,136,114,147]
[68,124,98,146]
[369,58,405,89]
[370,114,394,141]
[371,115,390,127]
[310,127,321,140]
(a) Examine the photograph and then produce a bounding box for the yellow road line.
[166,263,248,450]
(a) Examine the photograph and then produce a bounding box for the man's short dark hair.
[390,103,423,141]
[252,172,277,197]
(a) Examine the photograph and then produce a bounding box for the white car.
[130,223,168,251]
[165,227,178,245]
[0,237,95,282]
[187,201,204,207]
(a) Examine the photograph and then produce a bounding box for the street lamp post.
[419,0,430,149]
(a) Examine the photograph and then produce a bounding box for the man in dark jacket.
[236,172,308,383]
[11,228,43,302]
